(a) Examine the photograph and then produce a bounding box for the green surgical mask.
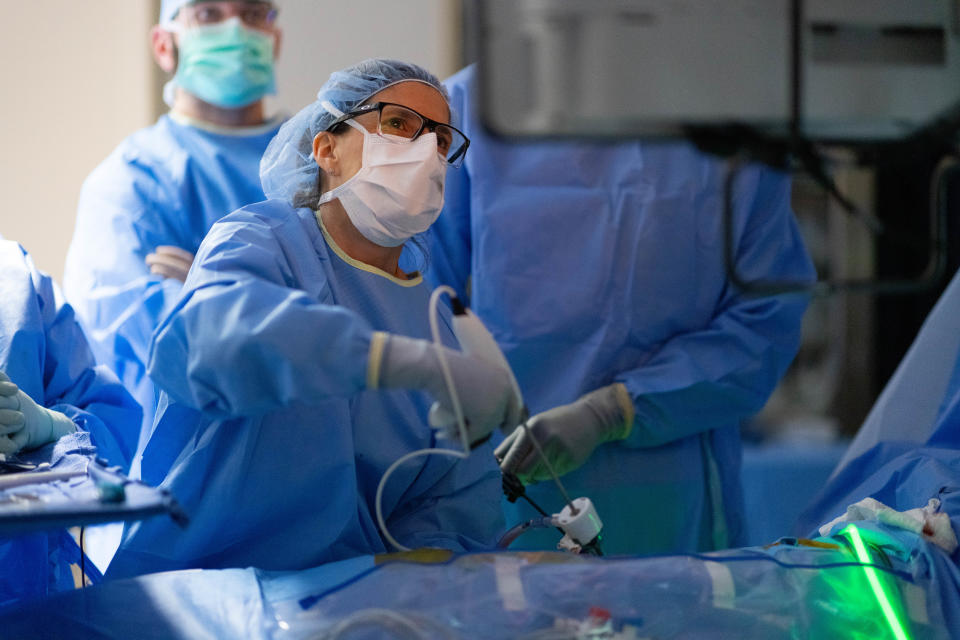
[173,17,275,108]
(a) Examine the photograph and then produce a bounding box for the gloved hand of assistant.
[145,245,195,282]
[373,333,523,446]
[0,372,76,455]
[495,383,634,484]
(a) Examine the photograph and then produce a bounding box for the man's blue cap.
[159,0,270,24]
[159,0,192,23]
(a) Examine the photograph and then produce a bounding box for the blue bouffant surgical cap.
[159,0,192,23]
[260,58,449,203]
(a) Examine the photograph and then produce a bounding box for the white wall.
[270,1,460,118]
[0,2,158,282]
[0,0,460,282]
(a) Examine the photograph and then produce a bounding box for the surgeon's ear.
[151,25,178,74]
[313,132,339,176]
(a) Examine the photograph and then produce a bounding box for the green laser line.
[844,525,911,640]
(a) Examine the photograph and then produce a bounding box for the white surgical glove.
[371,332,522,446]
[495,383,634,484]
[145,245,195,282]
[0,372,76,455]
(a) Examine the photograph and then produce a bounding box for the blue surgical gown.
[0,236,141,606]
[0,237,140,469]
[106,202,504,578]
[425,66,816,554]
[63,114,282,448]
[797,267,960,552]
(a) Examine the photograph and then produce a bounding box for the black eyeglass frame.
[325,101,471,167]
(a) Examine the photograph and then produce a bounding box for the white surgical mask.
[317,101,447,247]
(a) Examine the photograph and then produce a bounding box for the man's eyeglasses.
[180,1,278,30]
[327,102,470,168]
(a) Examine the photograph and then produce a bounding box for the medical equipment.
[465,0,959,296]
[376,287,605,555]
[0,456,37,473]
[427,296,524,442]
[432,292,606,553]
[842,525,912,640]
[373,286,486,552]
[497,497,604,555]
[264,521,948,640]
[470,0,960,145]
[0,453,184,538]
[0,468,85,491]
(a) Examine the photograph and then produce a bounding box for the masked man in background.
[64,0,283,447]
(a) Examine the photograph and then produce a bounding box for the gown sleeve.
[147,205,375,418]
[17,247,140,471]
[63,149,189,407]
[617,165,816,447]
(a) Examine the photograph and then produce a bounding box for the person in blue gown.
[0,234,141,606]
[106,59,521,578]
[798,267,960,556]
[0,235,138,467]
[426,65,817,555]
[63,0,284,446]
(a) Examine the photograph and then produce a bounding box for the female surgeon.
[106,59,522,578]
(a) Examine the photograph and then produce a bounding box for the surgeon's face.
[317,82,451,188]
[152,1,281,74]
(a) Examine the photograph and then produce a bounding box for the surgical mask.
[171,17,276,108]
[317,101,447,248]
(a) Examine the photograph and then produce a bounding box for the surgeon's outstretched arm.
[372,333,522,445]
[148,214,376,417]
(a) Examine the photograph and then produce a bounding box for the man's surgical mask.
[171,17,276,109]
[317,101,447,248]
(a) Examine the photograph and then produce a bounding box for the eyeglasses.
[179,1,278,30]
[327,102,470,168]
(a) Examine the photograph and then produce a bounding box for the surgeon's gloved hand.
[0,372,76,455]
[495,383,634,484]
[371,332,523,446]
[145,245,195,282]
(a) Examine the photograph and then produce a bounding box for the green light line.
[844,525,911,640]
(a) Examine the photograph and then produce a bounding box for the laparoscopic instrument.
[375,286,605,555]
[0,459,122,496]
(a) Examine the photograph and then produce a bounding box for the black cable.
[503,471,549,516]
[520,494,550,519]
[501,471,571,538]
[790,0,802,142]
[79,526,86,588]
